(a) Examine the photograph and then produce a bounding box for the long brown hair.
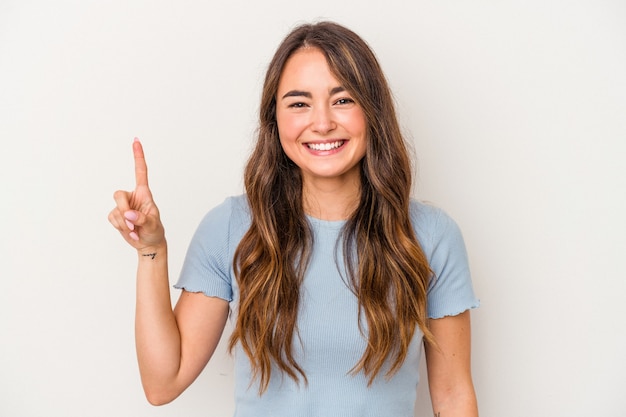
[229,21,434,393]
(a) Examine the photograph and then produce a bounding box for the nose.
[310,105,335,134]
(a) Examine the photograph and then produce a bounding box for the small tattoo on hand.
[142,253,156,260]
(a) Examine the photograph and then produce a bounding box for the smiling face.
[276,47,367,190]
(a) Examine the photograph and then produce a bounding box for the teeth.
[307,141,343,151]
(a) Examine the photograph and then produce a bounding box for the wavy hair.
[229,21,434,393]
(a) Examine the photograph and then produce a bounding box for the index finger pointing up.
[133,137,149,187]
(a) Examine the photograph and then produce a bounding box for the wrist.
[137,240,167,259]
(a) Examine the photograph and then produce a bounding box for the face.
[275,47,367,188]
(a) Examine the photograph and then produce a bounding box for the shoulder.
[187,195,251,251]
[409,199,443,224]
[409,200,479,317]
[409,199,460,246]
[176,196,251,300]
[197,194,250,228]
[206,194,250,218]
[409,199,469,272]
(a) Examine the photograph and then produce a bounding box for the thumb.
[123,209,153,230]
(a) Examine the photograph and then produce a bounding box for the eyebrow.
[281,86,346,100]
[282,90,311,99]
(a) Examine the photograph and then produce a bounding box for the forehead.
[277,47,340,91]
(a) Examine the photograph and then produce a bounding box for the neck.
[302,177,361,221]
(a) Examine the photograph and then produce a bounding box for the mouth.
[305,140,346,151]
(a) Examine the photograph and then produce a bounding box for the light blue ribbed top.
[175,195,479,417]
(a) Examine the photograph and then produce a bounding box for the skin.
[109,48,478,415]
[426,311,479,416]
[276,47,367,220]
[108,139,229,405]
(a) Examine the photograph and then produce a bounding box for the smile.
[306,140,345,151]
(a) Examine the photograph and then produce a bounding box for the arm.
[134,250,229,405]
[108,139,229,405]
[424,310,478,417]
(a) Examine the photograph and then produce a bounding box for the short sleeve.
[174,197,237,301]
[412,202,480,319]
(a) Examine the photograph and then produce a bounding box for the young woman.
[109,21,479,417]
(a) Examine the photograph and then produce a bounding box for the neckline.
[306,214,347,230]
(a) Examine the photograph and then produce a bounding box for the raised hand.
[108,138,165,251]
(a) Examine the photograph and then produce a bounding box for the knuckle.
[113,190,127,200]
[108,212,119,224]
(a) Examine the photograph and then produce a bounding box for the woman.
[109,21,479,417]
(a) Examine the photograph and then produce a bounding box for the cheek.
[277,113,304,143]
[276,118,297,157]
[339,109,367,135]
[355,112,367,134]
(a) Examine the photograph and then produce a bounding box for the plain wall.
[1,1,625,416]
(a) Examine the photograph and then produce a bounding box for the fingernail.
[124,211,138,221]
[129,232,139,241]
[125,219,135,231]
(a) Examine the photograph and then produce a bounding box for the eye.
[288,102,308,108]
[335,97,355,105]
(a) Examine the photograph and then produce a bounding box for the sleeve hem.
[173,284,233,302]
[428,301,480,320]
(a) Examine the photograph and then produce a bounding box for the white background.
[1,1,625,416]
